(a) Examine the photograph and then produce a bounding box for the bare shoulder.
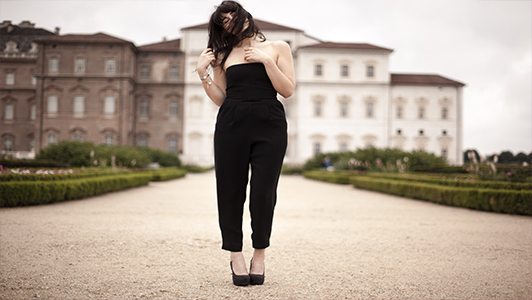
[271,40,291,51]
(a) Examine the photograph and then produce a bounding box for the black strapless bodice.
[225,63,277,101]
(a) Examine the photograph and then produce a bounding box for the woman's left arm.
[244,41,295,98]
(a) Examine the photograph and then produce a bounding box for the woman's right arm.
[197,48,226,107]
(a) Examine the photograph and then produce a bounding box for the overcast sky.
[1,0,530,156]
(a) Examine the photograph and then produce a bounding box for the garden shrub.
[136,147,181,167]
[303,148,447,172]
[1,173,153,207]
[349,177,531,215]
[150,168,187,181]
[302,170,352,184]
[36,141,152,168]
[182,165,213,173]
[364,172,532,190]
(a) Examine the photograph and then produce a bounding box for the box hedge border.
[1,168,188,207]
[365,172,532,191]
[303,170,532,190]
[302,171,531,215]
[350,177,531,215]
[1,173,153,207]
[150,168,188,181]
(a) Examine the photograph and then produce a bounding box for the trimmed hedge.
[150,168,188,181]
[0,160,70,168]
[365,172,532,191]
[350,177,531,216]
[303,170,352,184]
[1,173,153,207]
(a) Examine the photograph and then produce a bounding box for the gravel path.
[1,171,531,299]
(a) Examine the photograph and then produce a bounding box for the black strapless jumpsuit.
[214,62,287,252]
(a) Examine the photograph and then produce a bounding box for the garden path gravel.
[1,171,531,299]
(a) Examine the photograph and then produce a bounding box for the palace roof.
[35,32,133,44]
[391,74,465,86]
[138,38,181,52]
[300,42,393,52]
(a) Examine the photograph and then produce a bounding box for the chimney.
[54,27,61,35]
[163,36,167,42]
[19,21,35,28]
[0,20,12,28]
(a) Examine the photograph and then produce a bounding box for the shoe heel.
[230,261,250,286]
[249,259,265,285]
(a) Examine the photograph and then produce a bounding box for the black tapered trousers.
[214,98,287,252]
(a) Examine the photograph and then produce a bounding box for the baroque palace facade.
[0,20,464,165]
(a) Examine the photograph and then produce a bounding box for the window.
[30,104,36,120]
[74,95,84,115]
[366,102,374,118]
[32,75,37,86]
[6,42,17,52]
[419,130,424,135]
[313,142,321,156]
[140,100,149,117]
[75,57,85,73]
[6,73,15,85]
[4,103,14,120]
[3,137,13,152]
[314,64,323,76]
[314,101,322,117]
[340,101,348,117]
[138,136,148,147]
[29,137,35,151]
[170,66,179,79]
[396,106,403,119]
[341,65,349,77]
[106,58,116,73]
[141,66,150,79]
[169,137,178,154]
[104,135,113,146]
[104,95,115,115]
[73,134,83,141]
[441,107,448,120]
[169,100,178,118]
[366,65,375,78]
[47,95,58,113]
[441,148,448,160]
[418,107,425,119]
[47,133,57,145]
[49,57,59,72]
[339,142,348,152]
[442,130,447,136]
[397,129,402,135]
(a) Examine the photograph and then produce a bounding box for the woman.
[196,0,295,286]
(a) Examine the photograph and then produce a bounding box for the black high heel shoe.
[230,261,250,286]
[249,259,265,285]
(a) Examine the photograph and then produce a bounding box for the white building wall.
[390,85,461,164]
[179,23,463,167]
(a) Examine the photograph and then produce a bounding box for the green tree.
[498,151,515,164]
[463,149,481,164]
[514,152,530,164]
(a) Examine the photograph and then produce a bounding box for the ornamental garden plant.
[0,141,189,207]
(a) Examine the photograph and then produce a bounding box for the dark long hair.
[207,1,266,70]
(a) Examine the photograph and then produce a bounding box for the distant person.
[323,156,333,171]
[196,0,295,286]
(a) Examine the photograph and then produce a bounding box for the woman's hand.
[244,47,273,65]
[197,48,216,76]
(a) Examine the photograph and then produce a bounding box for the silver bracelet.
[199,74,209,81]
